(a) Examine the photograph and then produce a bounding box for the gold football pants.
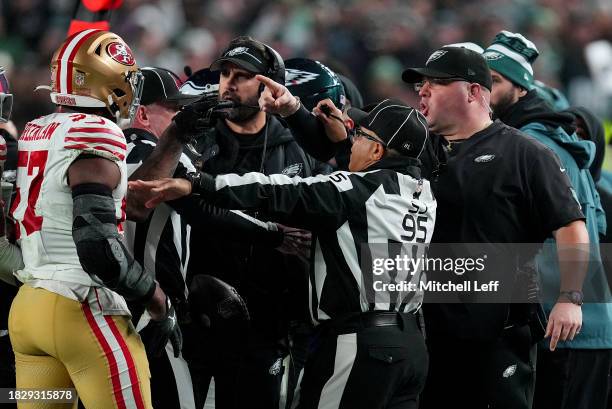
[9,284,152,409]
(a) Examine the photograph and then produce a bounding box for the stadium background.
[1,0,611,168]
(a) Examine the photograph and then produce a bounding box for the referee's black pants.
[294,311,428,409]
[420,324,536,409]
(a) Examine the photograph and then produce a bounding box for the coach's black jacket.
[187,157,436,323]
[186,116,328,341]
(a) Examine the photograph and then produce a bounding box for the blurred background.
[1,0,612,145]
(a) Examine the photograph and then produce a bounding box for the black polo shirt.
[425,120,584,340]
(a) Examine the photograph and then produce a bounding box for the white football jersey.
[12,112,127,285]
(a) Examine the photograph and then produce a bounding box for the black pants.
[149,343,196,409]
[0,334,16,409]
[533,347,612,409]
[184,322,286,409]
[285,322,314,409]
[294,312,428,409]
[420,325,536,409]
[133,315,197,409]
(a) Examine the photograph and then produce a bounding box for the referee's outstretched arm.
[129,170,350,231]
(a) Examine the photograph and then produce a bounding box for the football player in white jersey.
[8,30,180,409]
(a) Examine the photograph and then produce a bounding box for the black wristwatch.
[185,171,202,193]
[559,290,583,306]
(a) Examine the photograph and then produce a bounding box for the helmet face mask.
[0,93,12,124]
[123,69,144,122]
[0,67,12,123]
[285,58,346,112]
[48,29,142,123]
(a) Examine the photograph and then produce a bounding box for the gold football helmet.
[46,29,143,122]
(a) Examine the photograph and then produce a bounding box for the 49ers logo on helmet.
[106,42,135,66]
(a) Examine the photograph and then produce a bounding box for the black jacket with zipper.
[187,115,327,343]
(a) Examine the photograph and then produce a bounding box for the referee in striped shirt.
[131,97,436,409]
[123,67,201,409]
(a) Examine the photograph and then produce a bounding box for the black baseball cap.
[347,107,368,124]
[210,41,268,74]
[402,46,492,90]
[140,67,201,106]
[338,74,364,109]
[354,98,429,158]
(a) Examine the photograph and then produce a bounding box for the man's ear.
[344,117,355,130]
[468,83,480,103]
[135,105,148,125]
[371,141,385,161]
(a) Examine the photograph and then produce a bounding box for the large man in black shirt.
[402,46,588,409]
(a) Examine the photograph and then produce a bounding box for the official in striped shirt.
[131,98,436,409]
[123,67,201,409]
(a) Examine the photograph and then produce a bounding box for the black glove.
[188,275,250,329]
[172,95,229,143]
[139,296,183,358]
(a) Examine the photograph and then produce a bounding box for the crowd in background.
[1,0,612,144]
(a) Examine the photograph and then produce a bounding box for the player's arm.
[68,156,165,314]
[126,123,185,222]
[69,155,181,356]
[127,98,226,222]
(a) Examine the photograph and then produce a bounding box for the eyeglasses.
[350,127,387,148]
[413,77,466,92]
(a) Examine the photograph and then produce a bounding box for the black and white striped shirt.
[124,129,195,307]
[191,157,437,323]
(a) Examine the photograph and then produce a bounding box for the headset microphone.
[214,100,237,109]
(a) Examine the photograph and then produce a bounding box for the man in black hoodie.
[484,31,611,409]
[185,36,323,409]
[564,107,612,409]
[565,107,612,244]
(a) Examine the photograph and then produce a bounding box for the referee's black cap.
[353,98,429,158]
[140,67,201,106]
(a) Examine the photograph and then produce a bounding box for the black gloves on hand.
[172,95,230,143]
[188,275,250,329]
[140,296,183,358]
